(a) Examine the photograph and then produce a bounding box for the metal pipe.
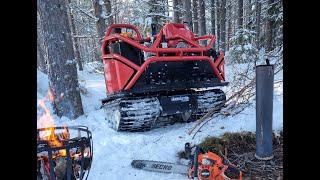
[255,59,274,160]
[193,146,199,179]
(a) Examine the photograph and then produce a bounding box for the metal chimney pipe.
[193,146,199,179]
[255,59,274,160]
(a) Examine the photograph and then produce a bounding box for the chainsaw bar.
[131,160,188,175]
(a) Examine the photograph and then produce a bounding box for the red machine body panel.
[104,59,134,93]
[101,23,226,95]
[161,23,195,47]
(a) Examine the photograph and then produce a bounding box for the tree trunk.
[216,0,220,48]
[166,0,170,18]
[114,0,118,23]
[226,1,232,51]
[173,0,178,22]
[238,0,243,30]
[37,0,84,119]
[149,0,159,30]
[104,0,114,26]
[173,0,181,23]
[227,17,231,50]
[37,14,47,74]
[92,0,106,62]
[255,0,261,48]
[266,0,274,52]
[183,0,193,30]
[198,0,206,36]
[192,0,199,35]
[37,41,47,74]
[210,0,215,35]
[220,0,226,51]
[246,0,254,29]
[248,0,255,30]
[66,0,83,71]
[177,0,183,23]
[92,0,106,40]
[148,0,166,32]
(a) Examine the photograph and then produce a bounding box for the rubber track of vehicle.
[103,89,226,132]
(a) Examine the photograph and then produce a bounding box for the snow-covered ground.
[37,62,283,180]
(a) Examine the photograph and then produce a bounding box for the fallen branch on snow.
[188,103,224,135]
[189,66,283,138]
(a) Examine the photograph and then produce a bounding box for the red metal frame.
[101,23,226,94]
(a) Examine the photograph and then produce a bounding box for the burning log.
[55,157,75,180]
[37,126,93,180]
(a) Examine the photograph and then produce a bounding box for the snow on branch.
[146,13,170,18]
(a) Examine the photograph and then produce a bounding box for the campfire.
[37,126,93,180]
[37,91,93,180]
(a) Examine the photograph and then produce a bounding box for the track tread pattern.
[103,89,226,131]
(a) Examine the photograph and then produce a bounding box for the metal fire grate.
[37,126,93,180]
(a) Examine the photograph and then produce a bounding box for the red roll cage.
[101,23,225,92]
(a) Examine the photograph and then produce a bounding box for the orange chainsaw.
[131,143,242,180]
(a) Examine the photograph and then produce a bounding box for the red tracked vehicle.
[101,23,228,131]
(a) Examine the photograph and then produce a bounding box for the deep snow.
[37,62,283,180]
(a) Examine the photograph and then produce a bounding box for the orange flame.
[38,90,70,157]
[59,150,67,157]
